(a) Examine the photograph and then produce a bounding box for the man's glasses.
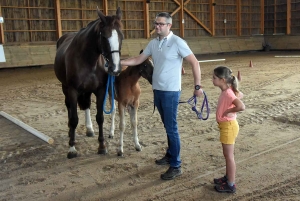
[153,22,169,27]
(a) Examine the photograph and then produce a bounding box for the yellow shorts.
[218,120,239,144]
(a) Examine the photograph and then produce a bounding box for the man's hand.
[194,88,203,97]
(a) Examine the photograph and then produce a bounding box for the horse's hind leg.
[129,104,142,152]
[78,93,94,137]
[85,109,95,137]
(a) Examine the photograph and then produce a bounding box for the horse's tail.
[78,93,92,110]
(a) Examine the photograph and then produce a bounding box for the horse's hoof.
[86,131,95,137]
[135,147,142,152]
[117,152,124,157]
[67,152,78,159]
[108,135,113,139]
[98,149,107,155]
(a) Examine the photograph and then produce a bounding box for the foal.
[108,50,153,156]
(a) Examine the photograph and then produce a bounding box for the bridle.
[99,31,121,65]
[99,32,121,114]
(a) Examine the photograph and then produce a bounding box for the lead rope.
[103,75,115,114]
[179,91,210,120]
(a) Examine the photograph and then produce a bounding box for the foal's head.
[138,50,154,85]
[96,7,124,76]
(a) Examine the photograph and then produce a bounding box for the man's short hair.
[156,12,172,24]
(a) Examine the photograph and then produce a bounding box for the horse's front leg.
[67,89,79,159]
[118,104,126,156]
[108,100,116,138]
[85,109,95,137]
[129,104,142,152]
[96,90,107,154]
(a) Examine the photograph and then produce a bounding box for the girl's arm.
[223,98,245,117]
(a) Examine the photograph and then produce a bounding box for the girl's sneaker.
[213,176,227,185]
[215,183,236,193]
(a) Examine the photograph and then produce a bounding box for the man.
[120,12,203,180]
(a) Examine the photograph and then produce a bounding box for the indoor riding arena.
[0,0,300,200]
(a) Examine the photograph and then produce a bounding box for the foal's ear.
[139,49,143,54]
[116,7,122,20]
[97,6,107,24]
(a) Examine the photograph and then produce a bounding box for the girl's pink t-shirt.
[216,88,237,123]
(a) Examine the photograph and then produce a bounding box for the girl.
[212,66,245,193]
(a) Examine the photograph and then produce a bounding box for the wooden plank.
[287,0,291,35]
[0,5,4,44]
[183,8,212,35]
[210,0,215,36]
[55,0,62,39]
[144,0,150,39]
[260,0,264,34]
[103,0,108,15]
[180,0,184,38]
[237,0,241,36]
[274,0,276,34]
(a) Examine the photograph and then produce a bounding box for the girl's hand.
[222,110,234,118]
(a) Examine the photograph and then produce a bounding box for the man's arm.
[184,54,203,96]
[121,53,149,66]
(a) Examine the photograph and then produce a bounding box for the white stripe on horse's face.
[108,30,120,72]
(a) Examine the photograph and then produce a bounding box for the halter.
[179,91,210,120]
[99,31,121,63]
[100,32,121,114]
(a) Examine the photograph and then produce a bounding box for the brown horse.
[108,50,153,156]
[54,7,124,159]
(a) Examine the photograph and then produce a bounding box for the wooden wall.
[1,0,300,43]
[0,0,299,68]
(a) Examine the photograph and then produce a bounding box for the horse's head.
[97,7,124,76]
[138,50,154,85]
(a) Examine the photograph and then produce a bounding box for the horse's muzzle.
[108,68,121,76]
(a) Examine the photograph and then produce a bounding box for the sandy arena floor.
[0,51,300,201]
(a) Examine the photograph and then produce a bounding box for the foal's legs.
[108,100,116,139]
[129,104,142,152]
[117,104,142,156]
[117,104,126,156]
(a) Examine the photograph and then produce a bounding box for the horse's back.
[56,32,77,49]
[54,33,77,84]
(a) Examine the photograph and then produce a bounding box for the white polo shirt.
[143,31,192,91]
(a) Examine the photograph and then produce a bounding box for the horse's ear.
[116,7,122,20]
[139,49,143,54]
[97,6,107,24]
